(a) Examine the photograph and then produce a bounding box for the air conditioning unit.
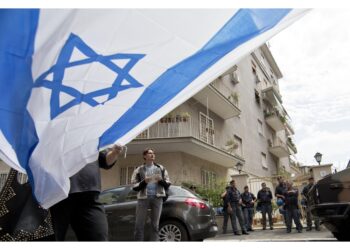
[230,71,240,84]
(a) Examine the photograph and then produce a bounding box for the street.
[205,225,336,242]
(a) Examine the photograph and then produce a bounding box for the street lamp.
[236,162,243,174]
[314,152,322,165]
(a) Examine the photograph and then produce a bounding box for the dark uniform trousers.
[286,206,303,232]
[50,191,108,241]
[231,202,247,233]
[261,203,273,229]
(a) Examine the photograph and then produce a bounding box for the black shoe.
[298,230,302,233]
[286,230,291,233]
[263,227,266,230]
[315,227,321,231]
[248,228,254,232]
[242,231,250,235]
[306,227,312,231]
[270,227,274,230]
[234,231,241,236]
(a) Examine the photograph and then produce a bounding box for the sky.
[269,9,350,170]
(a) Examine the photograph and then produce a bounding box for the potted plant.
[225,136,238,153]
[181,112,190,122]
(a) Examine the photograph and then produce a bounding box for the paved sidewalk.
[205,226,336,242]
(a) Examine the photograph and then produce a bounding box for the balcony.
[287,138,298,154]
[193,81,241,119]
[285,117,295,135]
[268,138,289,158]
[261,85,282,106]
[129,118,244,167]
[264,110,285,131]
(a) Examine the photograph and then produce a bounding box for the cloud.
[268,9,350,169]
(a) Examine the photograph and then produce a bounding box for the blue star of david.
[33,33,145,119]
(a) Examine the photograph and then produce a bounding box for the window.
[234,135,243,157]
[199,112,215,145]
[120,166,136,185]
[258,119,264,136]
[254,89,261,105]
[201,169,217,188]
[125,189,138,202]
[261,153,267,169]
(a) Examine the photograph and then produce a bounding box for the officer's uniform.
[302,183,320,231]
[222,190,232,234]
[51,149,116,241]
[257,187,273,230]
[241,191,256,231]
[275,183,287,225]
[228,187,247,234]
[284,188,303,233]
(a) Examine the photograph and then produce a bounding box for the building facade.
[101,43,299,195]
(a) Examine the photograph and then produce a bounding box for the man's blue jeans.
[243,207,254,230]
[134,197,163,241]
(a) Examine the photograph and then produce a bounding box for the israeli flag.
[0,9,308,208]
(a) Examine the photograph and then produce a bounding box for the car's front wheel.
[159,220,188,241]
[333,231,350,241]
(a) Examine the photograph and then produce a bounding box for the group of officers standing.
[221,176,320,235]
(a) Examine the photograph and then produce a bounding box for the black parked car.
[94,185,217,241]
[309,167,350,241]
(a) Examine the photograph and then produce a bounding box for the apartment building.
[0,44,298,196]
[102,43,298,194]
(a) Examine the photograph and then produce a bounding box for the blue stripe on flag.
[0,9,40,188]
[99,9,291,147]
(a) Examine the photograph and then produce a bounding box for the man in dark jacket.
[227,180,249,235]
[221,186,232,234]
[275,177,287,226]
[51,144,123,241]
[257,182,273,230]
[241,185,256,231]
[284,181,303,233]
[302,177,320,231]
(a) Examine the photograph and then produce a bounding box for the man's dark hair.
[244,185,248,189]
[230,180,235,185]
[143,148,155,160]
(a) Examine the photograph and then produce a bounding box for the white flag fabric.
[0,9,308,208]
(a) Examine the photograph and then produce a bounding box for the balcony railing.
[137,117,196,140]
[287,138,297,154]
[264,109,285,131]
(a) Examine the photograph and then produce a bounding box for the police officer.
[302,177,320,231]
[227,180,249,235]
[257,182,273,230]
[284,181,303,233]
[221,186,232,234]
[241,186,256,231]
[275,177,287,226]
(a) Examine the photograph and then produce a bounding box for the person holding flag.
[50,144,123,241]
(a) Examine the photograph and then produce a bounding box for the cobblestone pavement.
[204,225,336,242]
